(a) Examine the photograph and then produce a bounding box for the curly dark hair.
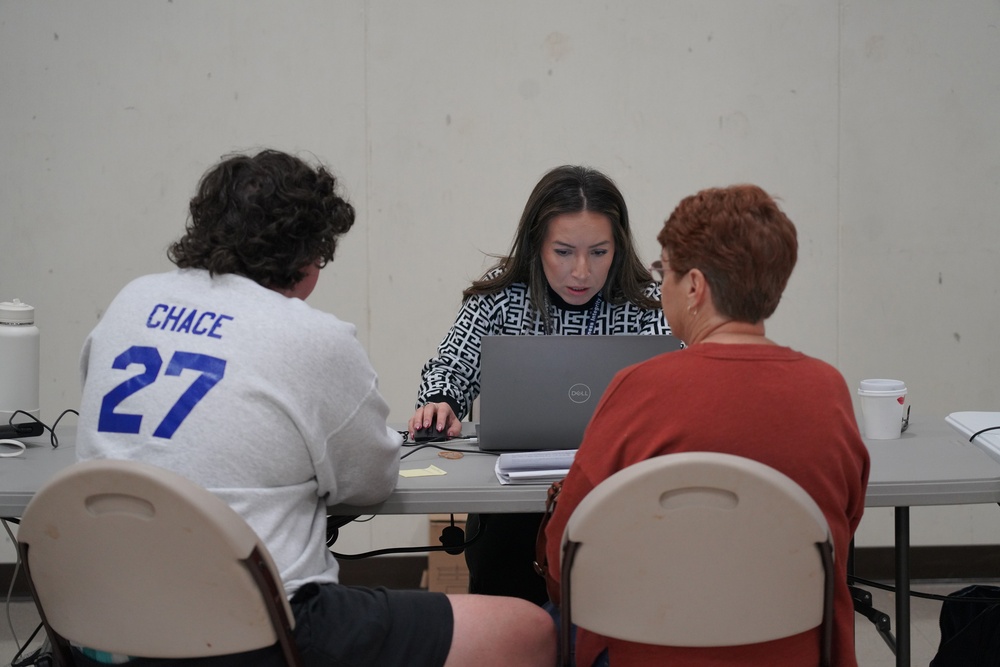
[465,165,657,329]
[168,149,355,290]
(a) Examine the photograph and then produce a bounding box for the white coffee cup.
[858,379,907,440]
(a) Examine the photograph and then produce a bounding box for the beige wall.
[2,0,999,557]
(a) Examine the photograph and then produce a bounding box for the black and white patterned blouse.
[416,276,673,420]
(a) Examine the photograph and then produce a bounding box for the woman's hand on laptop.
[409,403,463,440]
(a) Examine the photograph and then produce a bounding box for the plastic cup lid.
[858,378,907,395]
[0,298,35,325]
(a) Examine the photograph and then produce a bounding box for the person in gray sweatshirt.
[76,149,555,667]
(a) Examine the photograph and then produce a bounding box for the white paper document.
[494,449,576,485]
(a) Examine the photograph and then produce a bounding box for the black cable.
[962,426,1000,509]
[325,439,496,547]
[401,443,498,460]
[969,425,1000,443]
[331,513,485,560]
[848,575,1000,604]
[7,409,78,449]
[10,621,47,667]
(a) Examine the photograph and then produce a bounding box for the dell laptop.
[478,334,683,451]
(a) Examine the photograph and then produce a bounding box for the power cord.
[848,572,1000,657]
[401,442,498,460]
[2,518,51,667]
[396,430,498,461]
[2,409,78,450]
[969,425,1000,442]
[326,436,496,552]
[849,575,1000,604]
[964,425,1000,510]
[10,625,50,667]
[331,513,484,560]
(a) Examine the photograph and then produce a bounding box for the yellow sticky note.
[399,465,448,478]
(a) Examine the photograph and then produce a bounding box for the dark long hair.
[465,165,657,324]
[169,150,355,290]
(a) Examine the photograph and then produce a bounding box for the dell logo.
[568,383,592,404]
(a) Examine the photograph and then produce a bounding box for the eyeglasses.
[649,259,666,281]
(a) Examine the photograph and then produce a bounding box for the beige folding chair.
[559,451,834,667]
[17,459,303,666]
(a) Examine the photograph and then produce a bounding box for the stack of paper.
[495,449,576,485]
[945,411,1000,463]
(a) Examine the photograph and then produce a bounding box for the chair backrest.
[17,458,302,666]
[560,452,834,665]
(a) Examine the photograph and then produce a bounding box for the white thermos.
[0,299,40,422]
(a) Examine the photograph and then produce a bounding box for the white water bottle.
[0,299,40,422]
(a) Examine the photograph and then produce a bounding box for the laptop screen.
[478,335,683,451]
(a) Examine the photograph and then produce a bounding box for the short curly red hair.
[657,185,797,322]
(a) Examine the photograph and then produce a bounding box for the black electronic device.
[438,523,466,555]
[0,421,44,439]
[412,427,450,444]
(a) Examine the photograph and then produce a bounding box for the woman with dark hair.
[543,184,869,666]
[409,165,673,605]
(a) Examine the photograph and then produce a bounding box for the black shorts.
[69,584,453,667]
[291,583,454,667]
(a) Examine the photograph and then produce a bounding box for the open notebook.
[945,411,1000,463]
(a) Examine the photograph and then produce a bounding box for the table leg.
[895,507,910,667]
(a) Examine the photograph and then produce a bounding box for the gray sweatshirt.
[77,269,401,596]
